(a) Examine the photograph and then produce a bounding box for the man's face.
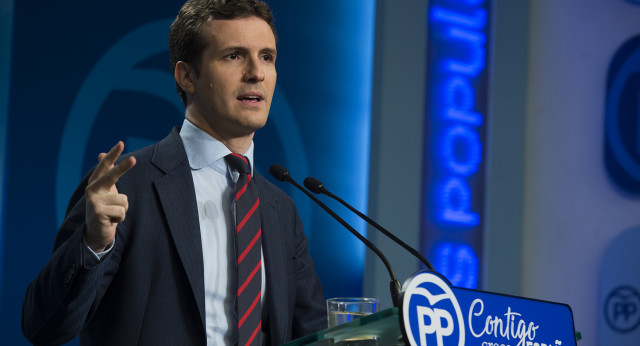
[190,16,277,141]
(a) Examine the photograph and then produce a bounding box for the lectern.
[284,271,580,346]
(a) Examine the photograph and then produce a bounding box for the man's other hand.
[84,141,136,252]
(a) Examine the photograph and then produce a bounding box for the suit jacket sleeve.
[22,169,125,345]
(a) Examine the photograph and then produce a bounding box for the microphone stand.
[270,164,402,308]
[303,177,435,271]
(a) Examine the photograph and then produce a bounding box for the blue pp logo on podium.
[604,34,640,194]
[400,271,578,346]
[401,271,465,345]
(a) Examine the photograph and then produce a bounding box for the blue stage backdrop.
[0,1,375,344]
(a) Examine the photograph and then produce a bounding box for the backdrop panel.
[0,1,375,344]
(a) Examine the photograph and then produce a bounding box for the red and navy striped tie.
[226,153,262,346]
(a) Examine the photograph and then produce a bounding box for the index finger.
[89,141,125,184]
[90,156,137,192]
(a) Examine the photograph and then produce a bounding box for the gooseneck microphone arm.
[269,164,402,308]
[303,176,435,271]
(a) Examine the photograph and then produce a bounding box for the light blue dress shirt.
[180,119,265,345]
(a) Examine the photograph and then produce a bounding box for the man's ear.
[174,61,197,96]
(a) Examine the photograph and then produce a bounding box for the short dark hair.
[169,0,276,106]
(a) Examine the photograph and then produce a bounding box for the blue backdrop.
[0,0,375,344]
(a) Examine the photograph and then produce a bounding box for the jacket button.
[63,265,76,286]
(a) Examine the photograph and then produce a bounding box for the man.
[22,0,326,345]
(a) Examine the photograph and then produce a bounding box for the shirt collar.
[179,119,255,174]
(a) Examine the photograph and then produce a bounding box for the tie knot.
[225,153,251,175]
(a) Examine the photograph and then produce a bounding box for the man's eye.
[226,53,239,60]
[261,55,273,62]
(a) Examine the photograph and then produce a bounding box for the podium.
[284,271,580,346]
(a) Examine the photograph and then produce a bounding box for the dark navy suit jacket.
[22,128,326,345]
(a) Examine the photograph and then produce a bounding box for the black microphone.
[269,164,402,307]
[304,176,435,271]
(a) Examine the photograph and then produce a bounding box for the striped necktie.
[225,153,262,346]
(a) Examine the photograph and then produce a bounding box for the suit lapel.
[151,128,206,328]
[147,130,293,340]
[257,175,290,344]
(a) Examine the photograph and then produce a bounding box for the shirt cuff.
[83,237,115,262]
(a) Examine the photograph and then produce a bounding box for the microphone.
[269,164,402,307]
[304,176,435,271]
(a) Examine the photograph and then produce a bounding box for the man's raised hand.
[84,141,136,252]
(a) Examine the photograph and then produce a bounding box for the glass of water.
[327,297,380,328]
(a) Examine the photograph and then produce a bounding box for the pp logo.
[604,34,640,194]
[402,271,465,346]
[605,286,640,333]
[55,19,180,225]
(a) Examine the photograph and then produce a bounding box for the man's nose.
[243,57,265,82]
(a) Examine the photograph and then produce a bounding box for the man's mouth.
[237,93,264,102]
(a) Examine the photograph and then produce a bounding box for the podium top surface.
[282,308,402,346]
